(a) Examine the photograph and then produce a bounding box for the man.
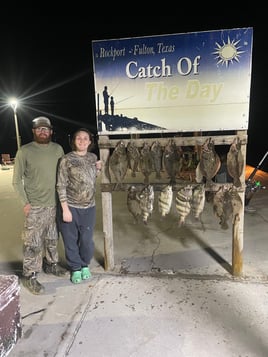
[12,116,66,295]
[102,85,109,114]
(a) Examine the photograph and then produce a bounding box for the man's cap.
[32,117,52,129]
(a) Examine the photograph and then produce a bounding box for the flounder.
[163,139,183,184]
[198,137,221,186]
[109,140,128,187]
[139,142,154,184]
[227,137,244,187]
[212,187,233,230]
[151,140,163,180]
[127,141,140,178]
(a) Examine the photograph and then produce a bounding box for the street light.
[8,97,21,150]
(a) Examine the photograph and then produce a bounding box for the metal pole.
[13,109,21,150]
[246,150,268,183]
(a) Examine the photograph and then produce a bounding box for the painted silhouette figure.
[110,96,114,116]
[103,86,109,114]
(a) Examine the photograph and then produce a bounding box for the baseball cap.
[32,117,52,129]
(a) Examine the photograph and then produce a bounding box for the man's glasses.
[35,127,51,132]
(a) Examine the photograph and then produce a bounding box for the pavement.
[1,165,268,357]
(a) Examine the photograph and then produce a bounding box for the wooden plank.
[98,133,248,149]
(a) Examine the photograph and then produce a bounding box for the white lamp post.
[8,97,21,150]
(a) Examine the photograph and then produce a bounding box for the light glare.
[8,97,19,112]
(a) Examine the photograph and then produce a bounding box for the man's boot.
[43,257,67,276]
[22,272,45,295]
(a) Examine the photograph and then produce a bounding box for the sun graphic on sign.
[213,36,245,67]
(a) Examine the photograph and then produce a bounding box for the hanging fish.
[158,184,173,218]
[137,184,154,224]
[191,184,206,220]
[139,142,154,184]
[175,185,193,227]
[198,137,221,186]
[212,187,233,230]
[227,137,244,187]
[229,187,243,223]
[182,148,197,171]
[163,139,183,184]
[127,141,140,178]
[195,162,204,183]
[213,188,226,229]
[150,140,163,180]
[127,185,141,223]
[109,140,128,188]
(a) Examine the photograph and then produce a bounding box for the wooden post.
[99,136,114,270]
[102,192,114,270]
[232,130,247,276]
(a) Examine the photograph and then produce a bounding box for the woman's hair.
[71,128,95,151]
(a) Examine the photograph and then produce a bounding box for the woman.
[56,128,102,284]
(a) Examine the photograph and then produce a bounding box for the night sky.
[0,16,267,171]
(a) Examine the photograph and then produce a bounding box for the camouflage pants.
[22,206,59,277]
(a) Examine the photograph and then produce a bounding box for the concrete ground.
[1,165,268,357]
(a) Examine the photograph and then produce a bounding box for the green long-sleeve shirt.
[12,141,64,206]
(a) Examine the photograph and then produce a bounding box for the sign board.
[92,28,253,135]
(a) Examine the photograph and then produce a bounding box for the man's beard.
[33,132,51,144]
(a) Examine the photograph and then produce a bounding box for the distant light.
[8,97,19,112]
[8,97,21,150]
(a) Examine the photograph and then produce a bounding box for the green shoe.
[81,267,91,280]
[71,270,82,284]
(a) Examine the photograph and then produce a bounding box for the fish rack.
[98,130,248,276]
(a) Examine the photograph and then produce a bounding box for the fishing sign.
[92,27,253,135]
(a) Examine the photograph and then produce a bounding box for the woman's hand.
[61,201,73,222]
[63,208,73,222]
[96,160,102,174]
